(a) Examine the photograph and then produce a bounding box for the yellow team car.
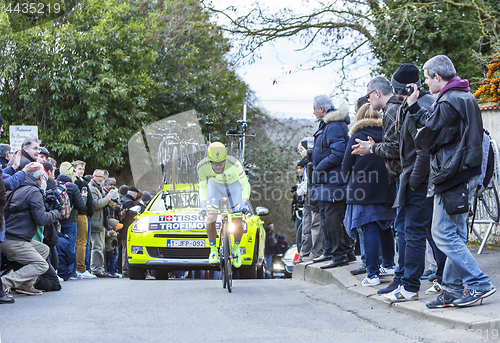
[127,185,268,280]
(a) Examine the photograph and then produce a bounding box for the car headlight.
[228,222,235,233]
[273,262,285,271]
[131,217,149,233]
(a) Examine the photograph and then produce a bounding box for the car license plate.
[273,272,285,277]
[167,240,205,248]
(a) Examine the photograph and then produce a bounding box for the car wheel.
[257,263,265,279]
[129,265,146,280]
[154,269,169,280]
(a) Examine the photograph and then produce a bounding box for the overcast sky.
[212,0,375,120]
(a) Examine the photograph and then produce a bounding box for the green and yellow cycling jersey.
[197,156,251,202]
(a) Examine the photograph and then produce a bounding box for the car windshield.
[128,110,206,210]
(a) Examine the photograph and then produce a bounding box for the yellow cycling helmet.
[207,142,227,162]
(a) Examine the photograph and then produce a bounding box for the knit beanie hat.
[391,64,422,89]
[142,192,152,203]
[59,161,74,176]
[297,157,308,168]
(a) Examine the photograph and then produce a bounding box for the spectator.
[411,55,496,308]
[276,235,289,255]
[41,162,60,273]
[105,218,121,278]
[291,158,304,251]
[102,177,117,196]
[142,192,153,207]
[0,144,12,169]
[380,64,445,301]
[47,157,57,169]
[56,162,86,280]
[118,185,128,201]
[119,186,139,277]
[72,160,96,279]
[0,164,60,296]
[310,95,355,269]
[37,147,50,164]
[342,103,397,287]
[56,231,75,281]
[351,76,403,287]
[88,169,111,277]
[296,137,323,263]
[348,97,375,276]
[16,138,41,171]
[264,223,277,278]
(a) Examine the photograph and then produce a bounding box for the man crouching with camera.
[0,163,60,297]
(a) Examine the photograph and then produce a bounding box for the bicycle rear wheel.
[171,146,179,188]
[157,140,167,185]
[467,190,479,241]
[224,227,232,293]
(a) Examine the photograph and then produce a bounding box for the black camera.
[394,86,414,96]
[44,190,63,212]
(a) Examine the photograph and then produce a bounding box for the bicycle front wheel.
[220,231,226,289]
[224,228,232,293]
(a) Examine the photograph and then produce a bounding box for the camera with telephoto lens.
[44,189,63,212]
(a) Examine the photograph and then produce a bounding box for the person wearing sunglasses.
[197,142,251,268]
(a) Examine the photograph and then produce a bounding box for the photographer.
[0,164,60,296]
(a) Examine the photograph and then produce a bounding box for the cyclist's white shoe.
[233,245,242,268]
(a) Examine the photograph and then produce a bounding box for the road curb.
[293,260,500,331]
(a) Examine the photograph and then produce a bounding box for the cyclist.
[197,142,250,268]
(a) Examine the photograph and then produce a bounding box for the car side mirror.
[129,205,142,215]
[255,206,269,216]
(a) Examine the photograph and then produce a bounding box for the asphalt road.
[0,278,498,343]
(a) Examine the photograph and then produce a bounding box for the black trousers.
[319,200,354,261]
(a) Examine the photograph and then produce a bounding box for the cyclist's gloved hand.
[241,203,250,215]
[200,204,208,217]
[291,184,298,193]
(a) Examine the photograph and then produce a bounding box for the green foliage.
[369,1,499,85]
[0,0,250,171]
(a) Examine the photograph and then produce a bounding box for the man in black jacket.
[56,161,86,279]
[0,165,60,296]
[119,186,139,277]
[381,64,444,302]
[410,55,495,308]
